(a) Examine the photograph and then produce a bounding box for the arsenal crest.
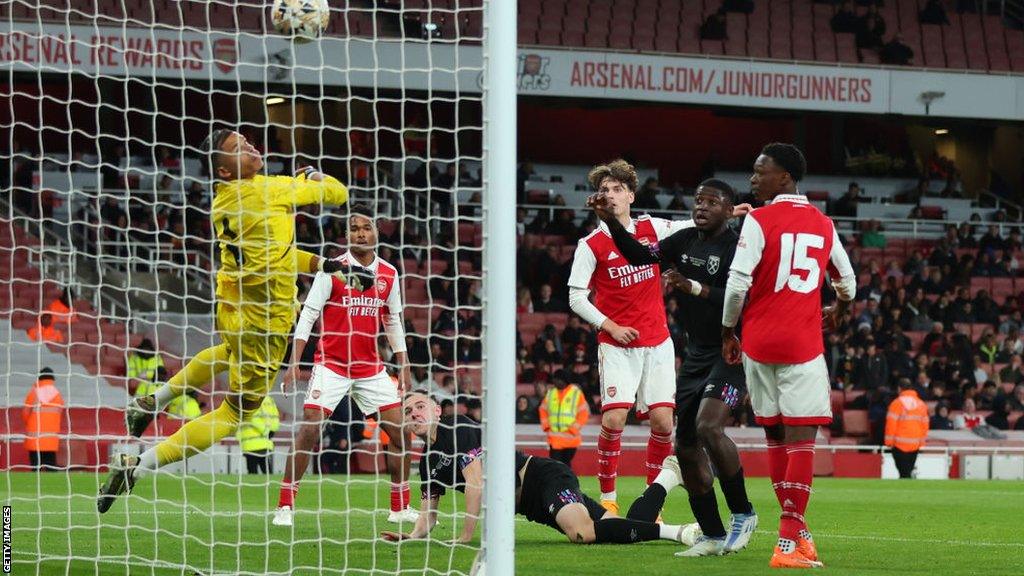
[377,278,388,293]
[607,386,617,398]
[212,38,238,73]
[707,255,720,275]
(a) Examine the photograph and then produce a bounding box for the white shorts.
[742,353,832,426]
[598,338,676,418]
[303,364,401,416]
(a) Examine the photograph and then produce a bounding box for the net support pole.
[481,0,516,573]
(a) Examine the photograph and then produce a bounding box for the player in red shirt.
[568,159,695,513]
[273,204,414,527]
[722,143,856,569]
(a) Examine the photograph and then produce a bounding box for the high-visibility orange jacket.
[28,321,64,343]
[22,377,64,452]
[885,389,929,452]
[539,384,589,450]
[47,298,76,326]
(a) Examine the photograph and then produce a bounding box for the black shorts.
[676,355,747,445]
[517,456,607,532]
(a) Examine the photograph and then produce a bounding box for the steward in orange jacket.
[22,367,64,470]
[884,379,929,479]
[539,370,589,466]
[28,312,64,344]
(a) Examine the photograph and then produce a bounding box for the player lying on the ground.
[722,142,856,569]
[98,129,368,513]
[274,204,416,526]
[380,392,694,546]
[591,180,758,557]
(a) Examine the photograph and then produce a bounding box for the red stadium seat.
[842,410,870,437]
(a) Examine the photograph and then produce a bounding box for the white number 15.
[774,232,824,294]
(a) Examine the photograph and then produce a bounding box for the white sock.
[660,523,682,541]
[777,537,797,553]
[132,448,159,479]
[153,383,177,411]
[653,468,678,492]
[600,491,617,502]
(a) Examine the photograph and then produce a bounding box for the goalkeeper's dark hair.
[200,128,233,179]
[698,178,737,204]
[760,142,807,182]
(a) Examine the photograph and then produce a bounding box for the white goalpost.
[1,0,515,574]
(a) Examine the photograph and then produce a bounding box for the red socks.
[390,482,411,512]
[278,481,299,508]
[766,439,788,509]
[778,440,815,540]
[645,430,673,485]
[597,425,622,495]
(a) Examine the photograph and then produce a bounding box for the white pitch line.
[754,529,1024,549]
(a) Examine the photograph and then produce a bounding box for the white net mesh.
[1,0,488,573]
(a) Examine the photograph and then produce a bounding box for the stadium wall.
[4,23,1024,120]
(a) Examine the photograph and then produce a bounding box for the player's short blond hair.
[588,159,638,192]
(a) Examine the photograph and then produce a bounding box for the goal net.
[1,0,511,574]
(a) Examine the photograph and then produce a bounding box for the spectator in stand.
[920,268,946,295]
[999,356,1024,385]
[985,397,1011,430]
[517,287,534,314]
[545,209,578,239]
[860,220,886,248]
[919,0,949,24]
[831,1,858,33]
[921,322,947,355]
[534,283,568,313]
[886,339,914,381]
[977,332,999,365]
[954,398,982,429]
[633,177,662,211]
[28,313,64,344]
[516,394,540,424]
[884,377,929,479]
[539,370,589,465]
[856,340,889,390]
[880,34,914,65]
[930,401,955,430]
[700,8,727,40]
[956,222,977,248]
[884,260,904,282]
[516,208,528,236]
[22,367,64,471]
[979,225,1006,253]
[976,380,1001,410]
[856,5,886,50]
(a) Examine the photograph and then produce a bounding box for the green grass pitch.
[5,472,1024,575]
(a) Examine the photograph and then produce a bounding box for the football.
[270,0,330,42]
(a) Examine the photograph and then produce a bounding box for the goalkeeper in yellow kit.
[98,129,368,512]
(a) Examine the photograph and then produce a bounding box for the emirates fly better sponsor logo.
[342,295,385,317]
[607,262,655,288]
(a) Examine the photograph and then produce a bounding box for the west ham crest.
[707,255,720,275]
[607,386,617,398]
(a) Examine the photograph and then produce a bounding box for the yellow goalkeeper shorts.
[217,302,290,405]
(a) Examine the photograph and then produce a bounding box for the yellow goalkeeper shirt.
[211,173,349,333]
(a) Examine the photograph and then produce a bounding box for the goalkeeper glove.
[320,259,375,292]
